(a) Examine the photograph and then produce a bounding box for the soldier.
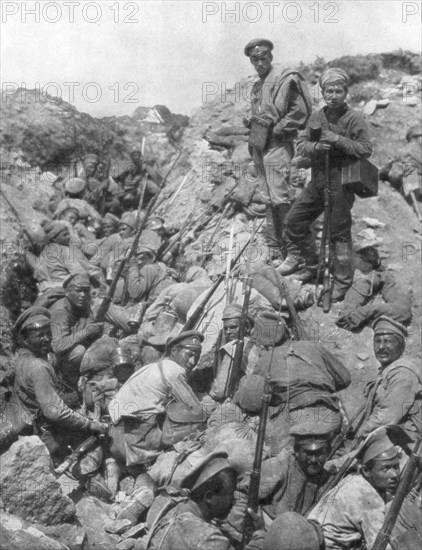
[308,427,403,549]
[118,211,138,240]
[225,422,335,540]
[126,232,173,307]
[147,450,265,550]
[32,221,102,294]
[242,326,351,454]
[262,512,325,550]
[108,331,207,472]
[380,124,422,201]
[12,307,107,463]
[244,38,312,260]
[279,68,373,301]
[113,149,161,211]
[357,316,421,443]
[208,303,254,402]
[49,272,104,391]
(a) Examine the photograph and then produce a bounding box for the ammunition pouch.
[249,115,273,152]
[161,401,207,448]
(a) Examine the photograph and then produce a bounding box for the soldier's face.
[119,223,134,239]
[250,52,272,78]
[207,470,237,520]
[223,319,241,342]
[23,324,52,357]
[295,444,329,477]
[84,161,98,177]
[171,346,201,371]
[66,284,91,310]
[102,221,116,237]
[322,84,347,109]
[374,334,403,367]
[61,210,78,226]
[362,456,400,495]
[54,228,70,246]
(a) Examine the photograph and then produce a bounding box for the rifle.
[271,267,307,341]
[316,151,332,313]
[328,402,367,459]
[94,150,182,322]
[241,340,275,548]
[158,211,196,261]
[224,276,253,399]
[0,187,35,248]
[54,434,102,476]
[182,230,262,332]
[371,437,422,550]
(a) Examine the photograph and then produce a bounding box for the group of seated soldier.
[1,104,421,549]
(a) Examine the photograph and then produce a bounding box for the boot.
[265,206,283,261]
[277,251,305,275]
[332,241,354,303]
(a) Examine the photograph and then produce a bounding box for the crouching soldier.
[108,331,209,474]
[12,307,107,463]
[50,271,104,394]
[147,451,265,550]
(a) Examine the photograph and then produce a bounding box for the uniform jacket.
[225,452,333,538]
[253,340,351,411]
[128,261,174,305]
[14,348,89,430]
[308,474,386,550]
[108,358,203,425]
[296,104,373,187]
[251,67,311,146]
[148,498,264,550]
[359,356,421,439]
[33,243,100,293]
[50,298,94,355]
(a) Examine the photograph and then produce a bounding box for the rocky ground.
[0,50,421,549]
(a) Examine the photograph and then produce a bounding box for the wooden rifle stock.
[317,152,332,313]
[225,276,253,398]
[54,435,101,476]
[241,343,275,548]
[272,267,307,341]
[371,438,422,550]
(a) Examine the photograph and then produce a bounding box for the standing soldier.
[244,38,312,261]
[279,68,373,301]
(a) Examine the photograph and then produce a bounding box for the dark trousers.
[285,180,355,254]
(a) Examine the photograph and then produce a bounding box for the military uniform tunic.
[308,474,386,550]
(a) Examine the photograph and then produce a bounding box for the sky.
[1,0,421,117]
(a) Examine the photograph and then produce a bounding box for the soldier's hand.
[86,323,104,338]
[246,507,265,531]
[321,130,339,144]
[242,116,251,128]
[88,420,108,435]
[315,142,332,153]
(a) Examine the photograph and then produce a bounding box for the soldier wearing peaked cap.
[208,303,257,402]
[226,422,335,534]
[308,426,406,549]
[357,316,421,443]
[244,38,312,261]
[147,450,265,550]
[108,331,209,473]
[11,307,107,463]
